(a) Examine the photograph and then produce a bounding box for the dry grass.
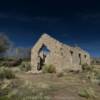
[0,64,100,100]
[0,67,15,80]
[42,64,56,73]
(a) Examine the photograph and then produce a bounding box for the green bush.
[19,62,31,72]
[96,74,100,80]
[0,62,4,67]
[78,87,96,99]
[42,64,56,73]
[0,67,15,79]
[56,72,64,77]
[79,89,89,98]
[95,70,100,85]
[0,57,5,61]
[82,64,94,72]
[0,96,10,100]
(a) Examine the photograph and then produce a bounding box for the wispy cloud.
[0,13,33,22]
[0,13,9,19]
[32,17,60,23]
[77,12,100,24]
[0,13,61,24]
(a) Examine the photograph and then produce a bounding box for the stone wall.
[31,34,90,72]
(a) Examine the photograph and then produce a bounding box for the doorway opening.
[37,44,50,71]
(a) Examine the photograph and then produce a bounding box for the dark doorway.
[37,44,50,71]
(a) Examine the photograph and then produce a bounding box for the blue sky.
[0,0,100,57]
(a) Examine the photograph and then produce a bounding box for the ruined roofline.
[40,33,67,46]
[41,33,60,43]
[74,46,89,55]
[38,33,89,55]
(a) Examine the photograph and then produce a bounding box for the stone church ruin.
[31,34,90,72]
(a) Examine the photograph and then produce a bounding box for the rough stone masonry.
[31,33,90,72]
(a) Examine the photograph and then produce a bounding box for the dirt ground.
[0,65,100,100]
[14,71,100,100]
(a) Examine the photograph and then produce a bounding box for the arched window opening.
[79,53,81,65]
[70,50,73,56]
[84,55,87,59]
[70,50,74,64]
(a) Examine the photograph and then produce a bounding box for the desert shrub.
[94,69,100,80]
[82,64,94,72]
[0,96,10,100]
[79,89,89,98]
[0,62,4,67]
[7,81,51,100]
[0,67,15,79]
[42,64,56,73]
[56,72,64,77]
[4,59,22,67]
[19,62,31,72]
[0,57,5,61]
[78,87,96,99]
[96,74,100,80]
[94,70,100,85]
[0,59,22,68]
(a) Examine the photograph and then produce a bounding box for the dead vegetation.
[0,67,15,80]
[42,64,56,73]
[0,59,100,100]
